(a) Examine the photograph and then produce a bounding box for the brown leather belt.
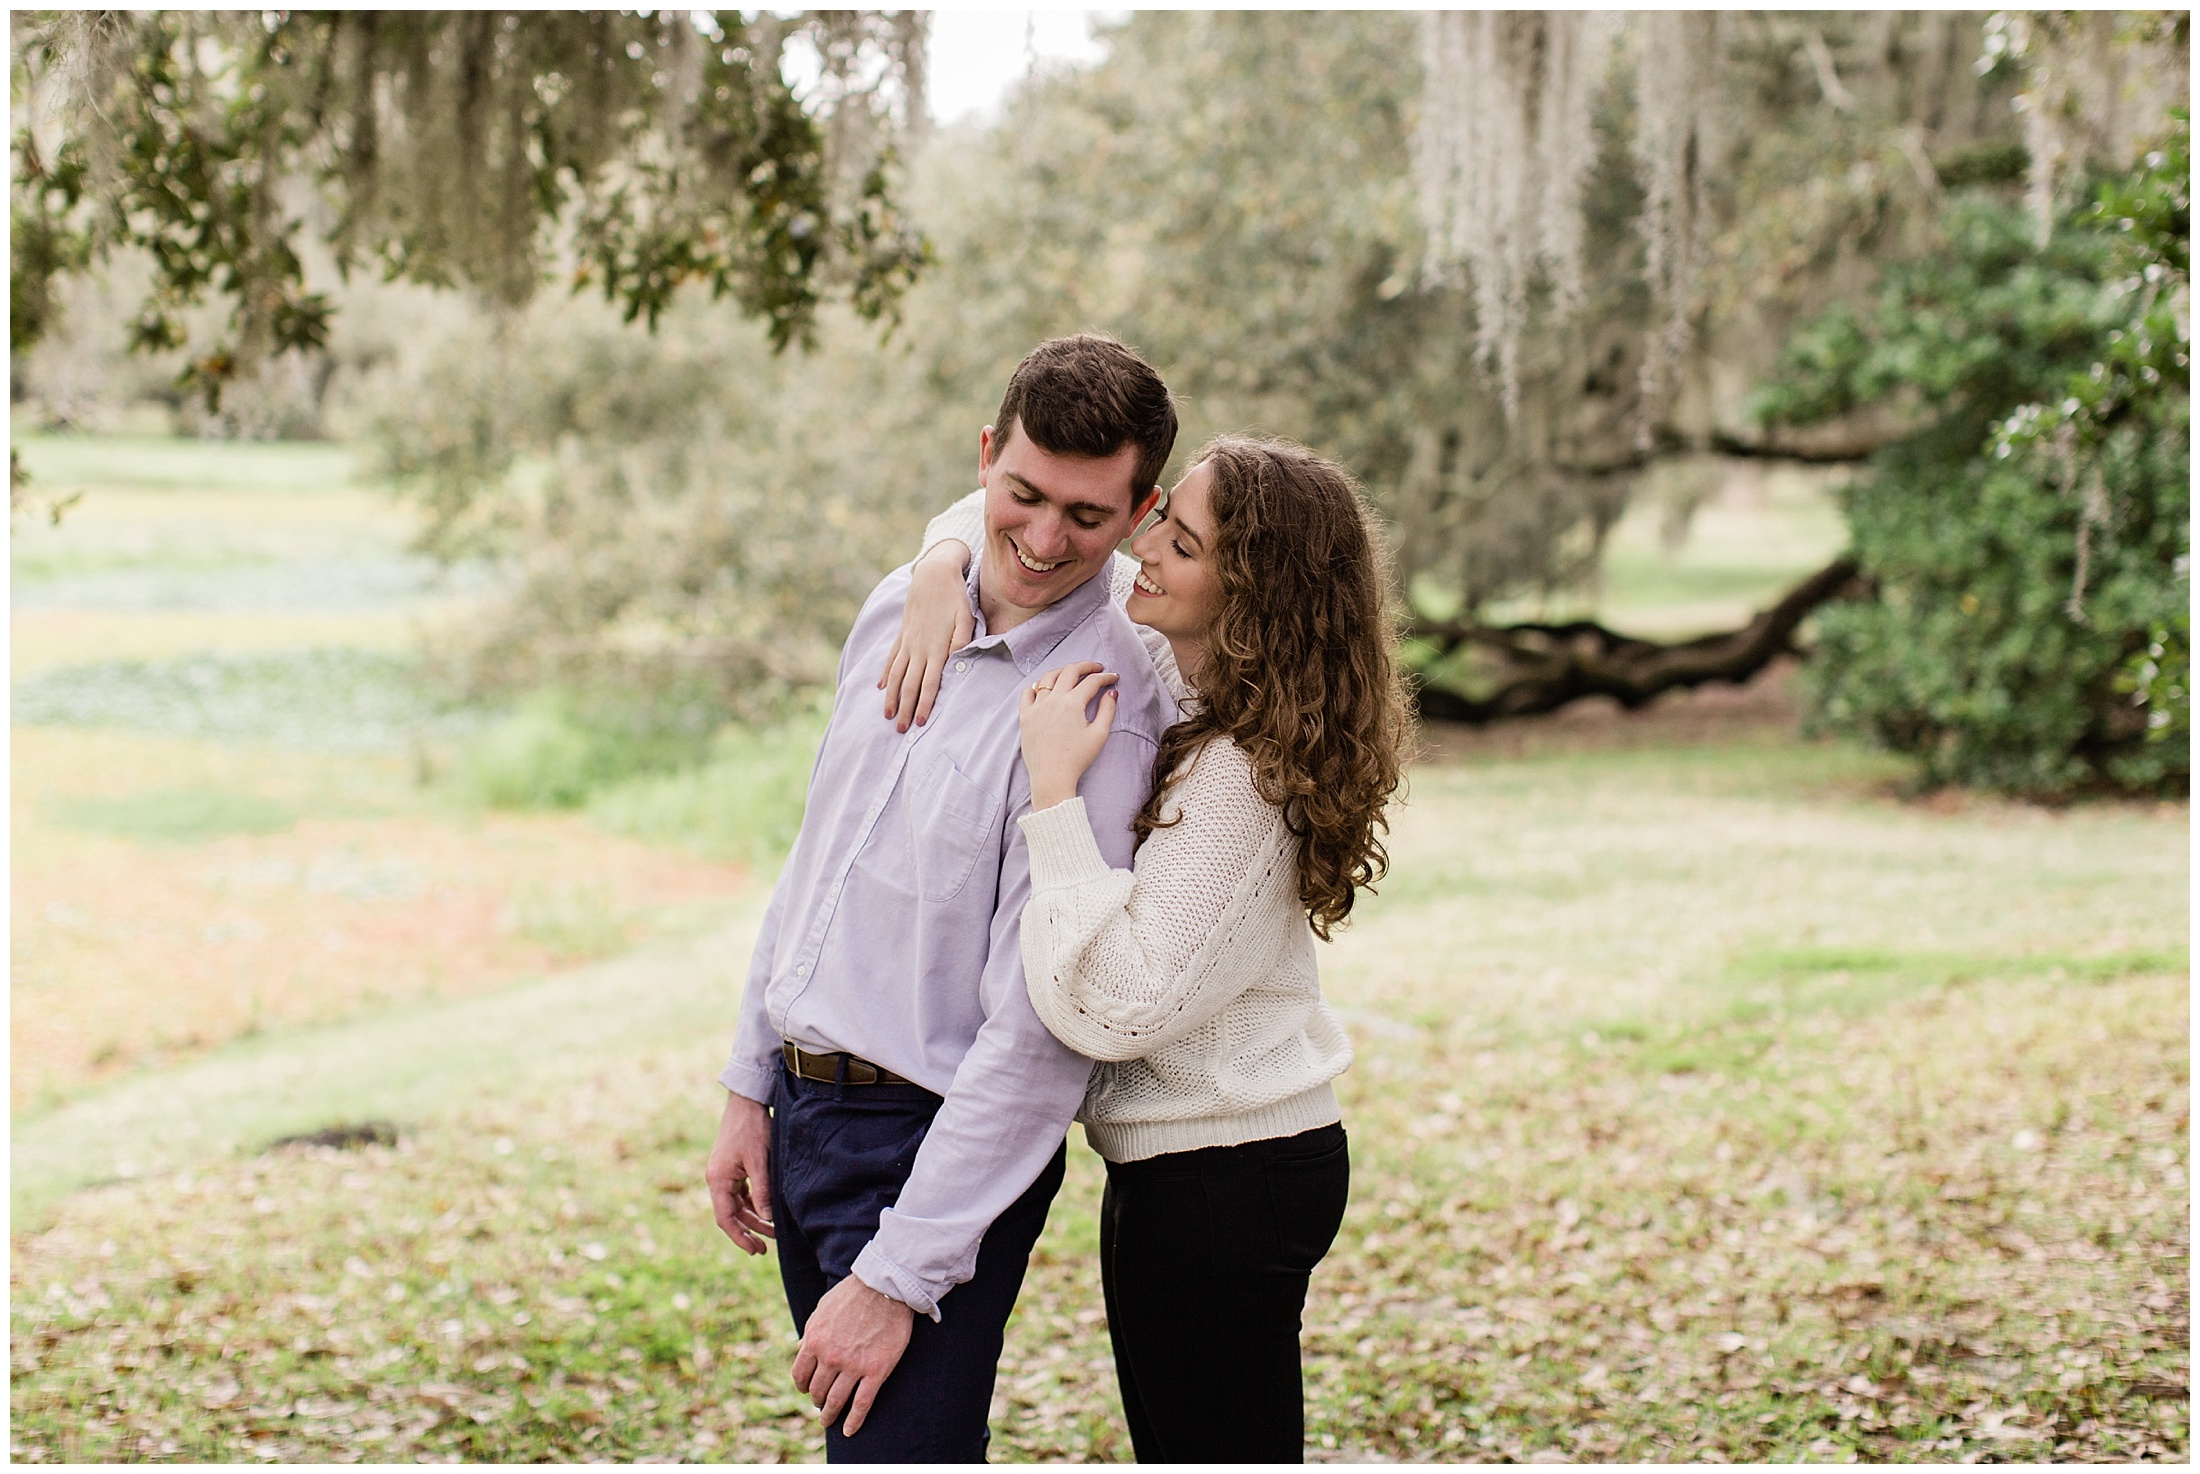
[781,1042,913,1087]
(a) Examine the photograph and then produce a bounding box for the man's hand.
[705,1093,775,1254]
[879,540,976,732]
[792,1273,915,1438]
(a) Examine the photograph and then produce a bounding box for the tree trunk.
[1409,555,1867,724]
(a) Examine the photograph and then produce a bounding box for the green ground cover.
[14,650,470,754]
[12,435,366,494]
[9,436,411,602]
[11,719,2187,1463]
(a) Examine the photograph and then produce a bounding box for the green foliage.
[9,11,925,404]
[1761,120,2190,796]
[2009,114,2193,758]
[368,14,1424,726]
[370,291,934,721]
[465,708,615,811]
[362,11,2039,732]
[463,690,721,811]
[1930,138,2031,190]
[464,687,822,868]
[586,712,826,865]
[8,132,93,355]
[922,11,1654,611]
[2118,619,2190,748]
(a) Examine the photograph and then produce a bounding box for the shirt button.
[795,964,808,978]
[953,660,968,673]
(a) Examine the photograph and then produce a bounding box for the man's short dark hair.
[992,334,1178,508]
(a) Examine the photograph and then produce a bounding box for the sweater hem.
[1081,1082,1341,1163]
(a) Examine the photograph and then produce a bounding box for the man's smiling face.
[977,421,1157,631]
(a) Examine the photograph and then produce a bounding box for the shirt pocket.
[905,749,1002,903]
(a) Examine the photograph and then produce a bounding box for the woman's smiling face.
[1126,462,1221,650]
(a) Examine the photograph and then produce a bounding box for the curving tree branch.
[1409,555,1869,724]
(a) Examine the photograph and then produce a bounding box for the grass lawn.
[9,435,765,1110]
[10,688,2187,1463]
[9,436,2186,1461]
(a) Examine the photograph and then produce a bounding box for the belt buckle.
[787,1043,851,1084]
[784,1041,896,1086]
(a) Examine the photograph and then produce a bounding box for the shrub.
[370,289,958,734]
[462,684,825,867]
[1759,119,2189,798]
[586,710,828,865]
[464,689,720,811]
[466,707,608,810]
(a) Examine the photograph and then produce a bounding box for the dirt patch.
[12,811,753,1109]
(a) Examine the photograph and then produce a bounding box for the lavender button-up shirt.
[720,554,1171,1318]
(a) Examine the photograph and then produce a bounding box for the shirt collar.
[963,554,1116,675]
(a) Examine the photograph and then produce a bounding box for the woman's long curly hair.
[1133,434,1408,940]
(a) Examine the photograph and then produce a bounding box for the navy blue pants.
[771,1064,1066,1463]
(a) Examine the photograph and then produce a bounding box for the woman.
[887,435,1406,1461]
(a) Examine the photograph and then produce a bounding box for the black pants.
[1099,1123,1351,1462]
[771,1064,1067,1463]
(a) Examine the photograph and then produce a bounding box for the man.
[705,335,1178,1461]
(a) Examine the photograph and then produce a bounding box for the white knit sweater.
[920,492,1352,1162]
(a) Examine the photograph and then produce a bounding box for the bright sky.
[925,11,1121,125]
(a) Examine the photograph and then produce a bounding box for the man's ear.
[978,425,997,480]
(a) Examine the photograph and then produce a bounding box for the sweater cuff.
[919,489,985,565]
[1018,798,1117,891]
[851,1241,945,1323]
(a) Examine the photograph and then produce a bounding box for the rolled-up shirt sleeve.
[851,722,1156,1318]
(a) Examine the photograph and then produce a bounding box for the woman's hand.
[879,541,976,731]
[1019,662,1120,811]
